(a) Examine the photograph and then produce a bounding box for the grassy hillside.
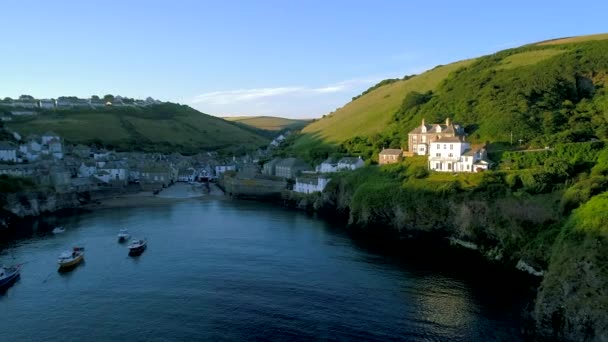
[224,116,311,131]
[290,33,608,164]
[5,103,269,154]
[300,59,475,143]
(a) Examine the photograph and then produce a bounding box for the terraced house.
[407,118,465,156]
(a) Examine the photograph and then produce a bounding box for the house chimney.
[421,118,425,126]
[446,117,451,126]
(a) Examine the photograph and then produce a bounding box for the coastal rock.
[516,260,544,277]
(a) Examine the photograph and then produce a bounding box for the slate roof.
[379,148,403,156]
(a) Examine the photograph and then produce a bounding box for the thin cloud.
[190,75,410,118]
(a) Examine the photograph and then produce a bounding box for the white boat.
[117,229,131,242]
[52,226,65,234]
[57,247,85,269]
[128,239,147,255]
[0,264,21,289]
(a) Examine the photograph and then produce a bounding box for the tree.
[103,94,114,102]
[91,95,100,101]
[19,95,34,100]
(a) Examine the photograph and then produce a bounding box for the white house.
[337,156,364,171]
[41,131,60,145]
[317,157,338,173]
[48,138,63,159]
[38,99,55,109]
[78,162,97,177]
[0,142,17,162]
[294,175,330,194]
[215,165,236,176]
[177,168,197,182]
[428,137,490,172]
[100,161,129,182]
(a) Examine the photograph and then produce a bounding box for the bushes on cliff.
[535,192,608,341]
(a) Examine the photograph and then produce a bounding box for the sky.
[1,0,607,119]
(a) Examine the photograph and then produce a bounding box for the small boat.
[52,226,66,234]
[117,229,131,242]
[0,265,21,289]
[128,239,147,255]
[57,247,85,269]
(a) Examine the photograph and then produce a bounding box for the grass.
[300,59,476,143]
[536,33,608,46]
[224,116,311,131]
[497,49,565,70]
[6,104,269,152]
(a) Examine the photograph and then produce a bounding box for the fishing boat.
[57,247,85,269]
[117,229,131,242]
[52,226,66,234]
[128,239,147,255]
[0,265,20,289]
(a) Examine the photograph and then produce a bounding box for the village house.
[55,97,90,108]
[0,142,18,162]
[270,134,286,147]
[379,148,403,165]
[427,137,491,172]
[50,165,72,192]
[99,161,129,184]
[337,156,364,171]
[275,158,312,179]
[262,158,282,176]
[41,131,60,145]
[48,138,63,159]
[407,118,465,156]
[294,174,331,194]
[215,165,236,177]
[140,164,175,189]
[177,168,198,182]
[317,157,338,173]
[12,100,38,109]
[38,99,55,109]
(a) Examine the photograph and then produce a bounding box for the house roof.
[321,157,338,165]
[435,136,465,143]
[379,148,402,155]
[276,157,310,169]
[0,141,16,150]
[338,157,361,164]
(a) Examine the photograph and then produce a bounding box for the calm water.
[0,193,527,341]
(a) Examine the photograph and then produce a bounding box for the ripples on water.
[0,197,528,341]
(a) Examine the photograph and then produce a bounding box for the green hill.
[224,116,311,132]
[291,33,608,163]
[5,103,269,154]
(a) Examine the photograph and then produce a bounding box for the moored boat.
[52,226,66,234]
[0,265,21,289]
[128,239,147,255]
[58,247,85,269]
[117,229,131,242]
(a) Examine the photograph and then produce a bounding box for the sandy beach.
[83,183,225,210]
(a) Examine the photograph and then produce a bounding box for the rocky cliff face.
[283,180,607,341]
[1,191,84,221]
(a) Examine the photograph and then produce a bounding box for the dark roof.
[379,148,402,155]
[435,136,465,143]
[276,157,310,169]
[338,157,361,164]
[0,141,16,150]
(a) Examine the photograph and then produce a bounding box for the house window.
[450,144,453,150]
[444,144,447,149]
[448,163,452,170]
[436,163,440,169]
[448,153,453,157]
[436,153,441,157]
[437,144,440,149]
[412,136,417,142]
[466,165,470,170]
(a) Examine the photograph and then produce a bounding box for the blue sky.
[1,0,607,118]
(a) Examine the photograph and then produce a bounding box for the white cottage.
[294,175,330,194]
[317,157,338,173]
[428,137,490,172]
[0,142,17,162]
[337,156,364,171]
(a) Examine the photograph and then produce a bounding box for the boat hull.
[58,254,84,268]
[0,271,20,289]
[128,244,146,256]
[118,235,130,242]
